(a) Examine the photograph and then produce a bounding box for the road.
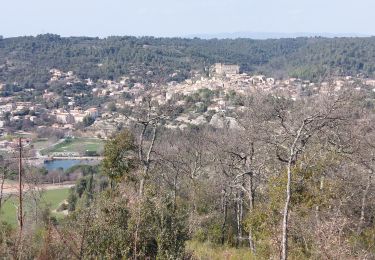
[2,181,75,195]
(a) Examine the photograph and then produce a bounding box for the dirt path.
[2,181,75,195]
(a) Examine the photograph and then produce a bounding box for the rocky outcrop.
[209,113,242,130]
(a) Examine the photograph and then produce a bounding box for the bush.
[84,150,98,157]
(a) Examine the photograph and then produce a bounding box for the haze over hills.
[186,31,372,40]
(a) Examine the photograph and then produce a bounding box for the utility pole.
[18,137,23,231]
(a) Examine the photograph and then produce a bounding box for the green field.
[32,138,51,150]
[0,188,70,226]
[41,138,104,156]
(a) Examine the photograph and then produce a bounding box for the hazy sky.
[1,0,375,37]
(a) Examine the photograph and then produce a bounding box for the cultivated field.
[40,138,104,156]
[0,188,70,226]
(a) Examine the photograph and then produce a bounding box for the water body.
[43,159,99,171]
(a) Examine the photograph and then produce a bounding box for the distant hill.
[1,35,375,87]
[186,31,371,40]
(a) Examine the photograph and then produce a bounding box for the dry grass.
[186,241,255,260]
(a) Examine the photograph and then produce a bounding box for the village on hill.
[1,62,375,157]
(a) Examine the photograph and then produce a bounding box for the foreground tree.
[270,93,354,260]
[102,129,137,186]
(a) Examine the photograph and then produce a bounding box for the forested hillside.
[2,90,375,259]
[1,35,375,86]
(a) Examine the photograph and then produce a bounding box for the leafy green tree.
[82,115,95,127]
[107,102,117,112]
[67,188,78,212]
[101,129,137,185]
[156,196,188,260]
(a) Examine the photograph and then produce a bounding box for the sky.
[1,0,375,38]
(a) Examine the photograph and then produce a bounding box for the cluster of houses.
[161,64,375,105]
[1,64,375,138]
[54,107,99,125]
[0,100,41,126]
[49,69,81,86]
[0,95,99,131]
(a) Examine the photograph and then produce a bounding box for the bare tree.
[350,118,375,234]
[131,95,172,196]
[268,93,352,260]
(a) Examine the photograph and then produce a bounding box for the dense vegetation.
[1,35,375,87]
[2,89,375,259]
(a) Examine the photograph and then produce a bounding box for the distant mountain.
[186,32,371,40]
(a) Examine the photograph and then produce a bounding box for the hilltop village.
[1,63,375,153]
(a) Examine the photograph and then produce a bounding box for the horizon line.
[1,31,374,40]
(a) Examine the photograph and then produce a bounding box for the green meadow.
[0,188,70,226]
[40,138,104,156]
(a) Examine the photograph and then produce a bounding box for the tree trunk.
[138,124,157,197]
[139,177,145,197]
[248,172,256,253]
[0,170,5,211]
[281,161,292,260]
[173,173,178,212]
[315,175,324,224]
[236,198,240,247]
[221,189,228,245]
[358,170,372,234]
[240,175,244,227]
[236,191,243,247]
[281,122,304,260]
